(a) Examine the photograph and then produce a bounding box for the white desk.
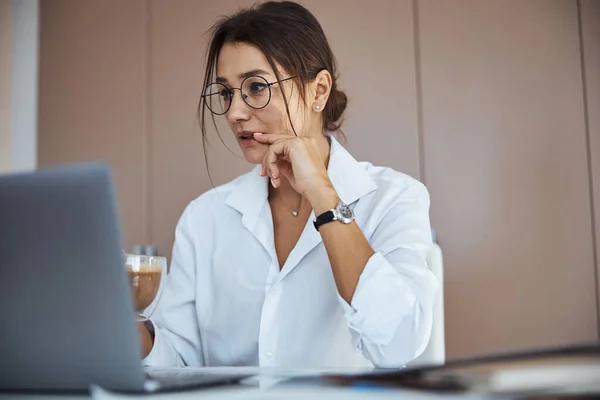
[0,367,489,400]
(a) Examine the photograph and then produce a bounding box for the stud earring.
[315,105,321,110]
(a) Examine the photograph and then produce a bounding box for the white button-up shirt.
[144,136,438,369]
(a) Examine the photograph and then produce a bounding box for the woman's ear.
[312,69,333,108]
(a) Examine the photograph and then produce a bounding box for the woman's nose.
[227,90,250,122]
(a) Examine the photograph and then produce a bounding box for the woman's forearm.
[309,187,375,304]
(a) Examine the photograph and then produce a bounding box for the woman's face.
[215,42,317,164]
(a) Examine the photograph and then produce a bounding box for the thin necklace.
[278,195,310,217]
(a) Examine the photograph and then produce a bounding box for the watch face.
[337,203,354,223]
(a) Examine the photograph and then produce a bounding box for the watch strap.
[313,210,335,231]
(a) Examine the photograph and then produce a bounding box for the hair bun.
[325,88,347,132]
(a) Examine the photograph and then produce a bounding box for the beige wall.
[581,0,600,328]
[419,0,597,357]
[38,0,147,248]
[0,0,11,174]
[38,0,600,358]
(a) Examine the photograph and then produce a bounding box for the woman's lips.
[238,132,257,146]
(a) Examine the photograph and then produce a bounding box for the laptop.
[326,343,600,396]
[0,163,248,394]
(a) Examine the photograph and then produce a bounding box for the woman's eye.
[249,83,267,94]
[220,89,232,100]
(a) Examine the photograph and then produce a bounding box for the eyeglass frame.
[201,75,298,115]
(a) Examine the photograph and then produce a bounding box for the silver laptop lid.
[0,163,145,392]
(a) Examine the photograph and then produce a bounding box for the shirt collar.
[327,135,378,205]
[225,135,377,225]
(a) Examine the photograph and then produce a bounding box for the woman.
[140,0,438,369]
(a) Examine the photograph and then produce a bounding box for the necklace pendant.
[292,211,298,217]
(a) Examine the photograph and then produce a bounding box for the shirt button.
[264,351,273,358]
[269,287,276,296]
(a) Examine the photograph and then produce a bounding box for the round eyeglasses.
[202,75,297,115]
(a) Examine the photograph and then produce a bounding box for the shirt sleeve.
[338,180,439,368]
[143,203,204,367]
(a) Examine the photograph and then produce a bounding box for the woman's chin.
[240,145,267,165]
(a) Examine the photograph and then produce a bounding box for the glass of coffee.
[125,253,167,321]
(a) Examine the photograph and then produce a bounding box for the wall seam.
[576,0,600,338]
[412,0,426,185]
[141,0,153,248]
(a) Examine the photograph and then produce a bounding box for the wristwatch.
[313,201,355,231]
[144,320,155,340]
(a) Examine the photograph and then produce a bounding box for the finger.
[253,132,292,144]
[260,149,277,187]
[262,143,281,187]
[263,140,292,187]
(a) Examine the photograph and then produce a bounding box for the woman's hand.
[253,133,335,203]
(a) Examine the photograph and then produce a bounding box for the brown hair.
[198,1,347,153]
